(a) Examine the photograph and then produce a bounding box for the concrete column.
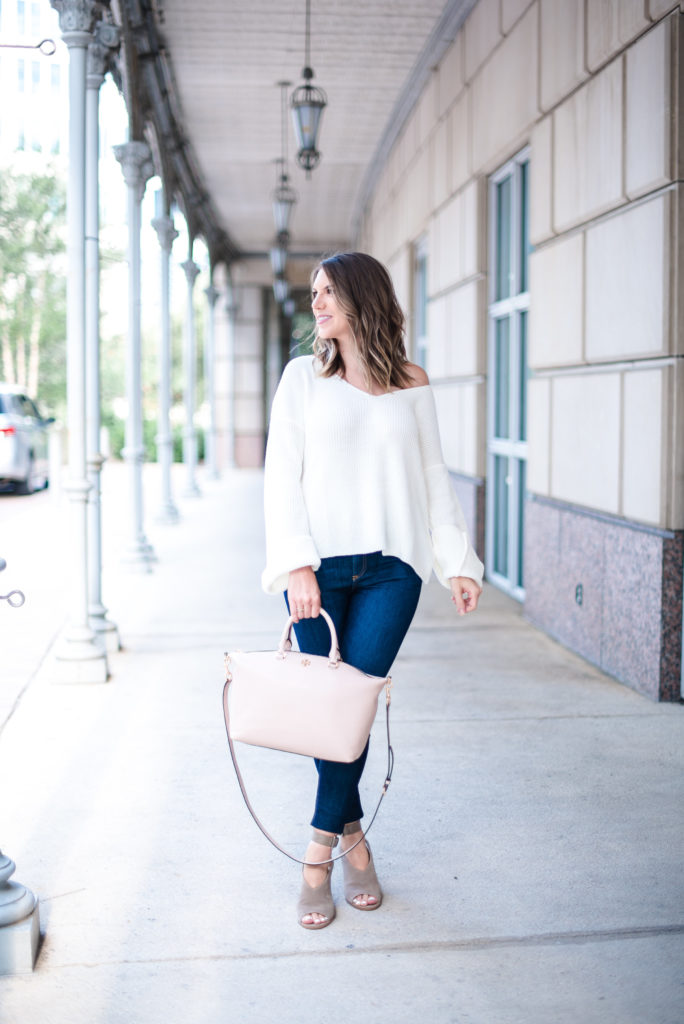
[85,19,120,651]
[181,255,201,497]
[0,559,38,974]
[232,284,265,468]
[51,0,108,683]
[203,282,219,480]
[113,140,156,570]
[151,204,180,523]
[0,851,39,975]
[224,290,237,469]
[212,263,236,469]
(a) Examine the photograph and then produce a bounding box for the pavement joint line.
[36,923,684,971]
[389,712,677,723]
[410,623,527,632]
[0,620,64,736]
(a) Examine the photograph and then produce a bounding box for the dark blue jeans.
[285,552,422,834]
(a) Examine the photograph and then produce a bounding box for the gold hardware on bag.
[301,658,311,667]
[224,652,232,683]
[385,677,393,706]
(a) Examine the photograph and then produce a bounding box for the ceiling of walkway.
[157,0,455,260]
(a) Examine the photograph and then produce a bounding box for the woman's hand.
[449,576,482,616]
[287,566,321,622]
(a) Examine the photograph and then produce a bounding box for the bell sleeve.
[414,387,485,590]
[261,361,321,594]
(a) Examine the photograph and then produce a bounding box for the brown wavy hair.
[311,252,413,392]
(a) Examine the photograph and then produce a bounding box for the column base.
[53,633,109,683]
[121,535,157,570]
[0,903,40,976]
[156,502,180,525]
[121,549,154,573]
[182,481,202,498]
[141,539,158,562]
[90,617,121,653]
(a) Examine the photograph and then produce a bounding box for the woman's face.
[311,267,353,346]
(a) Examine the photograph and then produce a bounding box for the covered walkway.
[1,467,682,1022]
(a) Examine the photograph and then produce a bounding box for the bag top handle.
[277,607,341,665]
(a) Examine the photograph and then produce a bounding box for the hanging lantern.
[270,230,289,276]
[273,274,289,304]
[290,0,327,176]
[272,161,297,234]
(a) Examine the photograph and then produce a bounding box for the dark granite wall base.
[450,472,486,561]
[524,496,683,702]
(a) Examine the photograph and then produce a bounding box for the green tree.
[0,166,67,415]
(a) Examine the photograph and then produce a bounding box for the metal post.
[86,19,120,650]
[51,0,108,683]
[204,282,219,480]
[151,198,180,523]
[113,140,156,569]
[181,254,201,497]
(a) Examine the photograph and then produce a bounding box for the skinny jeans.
[285,551,422,835]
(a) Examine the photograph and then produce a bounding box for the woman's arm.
[412,374,485,594]
[261,360,321,595]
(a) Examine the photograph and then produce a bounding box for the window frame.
[485,146,531,600]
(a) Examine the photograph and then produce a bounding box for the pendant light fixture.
[273,275,289,304]
[270,231,289,276]
[290,0,327,176]
[272,82,297,237]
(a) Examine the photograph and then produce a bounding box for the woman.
[262,252,483,929]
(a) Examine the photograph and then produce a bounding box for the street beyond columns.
[0,464,682,1023]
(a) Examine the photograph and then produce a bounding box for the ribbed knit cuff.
[431,524,484,589]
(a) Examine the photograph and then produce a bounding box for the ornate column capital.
[50,0,96,46]
[114,141,154,203]
[182,259,201,287]
[151,215,179,253]
[87,20,120,89]
[204,284,218,307]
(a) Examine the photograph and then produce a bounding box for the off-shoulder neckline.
[332,374,431,398]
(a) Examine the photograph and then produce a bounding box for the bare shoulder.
[404,362,430,388]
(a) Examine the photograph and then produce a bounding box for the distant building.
[0,1,69,163]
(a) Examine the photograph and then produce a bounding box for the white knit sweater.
[261,355,484,595]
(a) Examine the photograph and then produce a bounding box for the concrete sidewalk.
[0,468,683,1024]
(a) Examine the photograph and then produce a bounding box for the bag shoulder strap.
[222,678,394,866]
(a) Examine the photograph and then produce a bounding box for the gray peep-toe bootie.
[297,829,337,930]
[341,820,383,911]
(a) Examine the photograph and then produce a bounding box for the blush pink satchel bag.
[222,608,394,863]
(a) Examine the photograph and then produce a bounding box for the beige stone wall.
[212,262,235,469]
[230,277,265,468]
[360,0,682,530]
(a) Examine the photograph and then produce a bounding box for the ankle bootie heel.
[297,829,338,930]
[341,820,383,911]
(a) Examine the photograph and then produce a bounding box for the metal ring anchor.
[0,559,25,608]
[0,38,56,56]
